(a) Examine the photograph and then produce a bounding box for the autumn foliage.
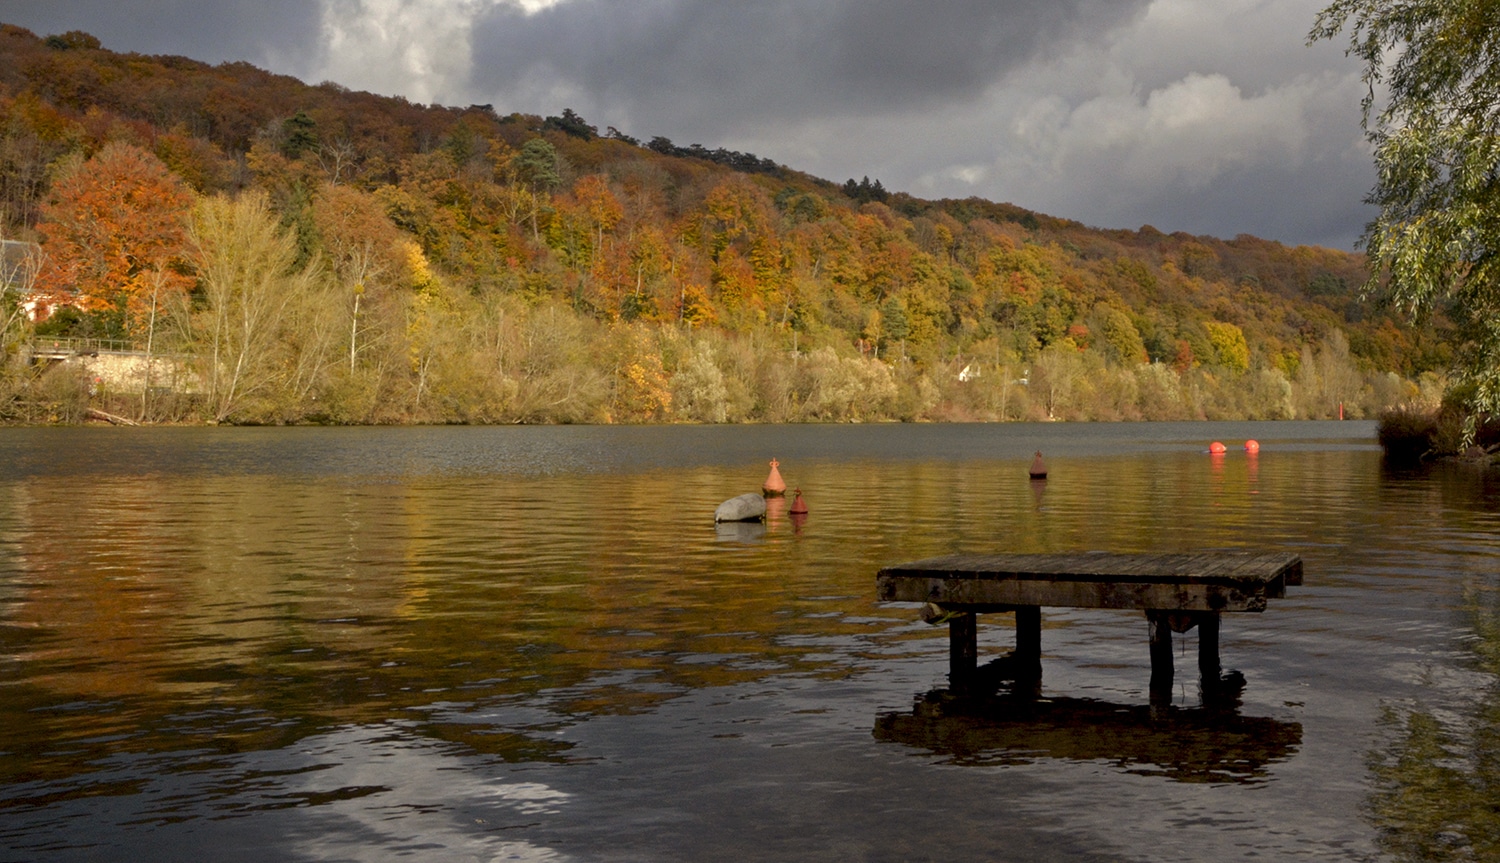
[35,142,192,331]
[0,23,1455,424]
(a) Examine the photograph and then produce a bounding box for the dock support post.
[1147,610,1173,702]
[1198,612,1221,684]
[949,612,977,693]
[1015,605,1041,681]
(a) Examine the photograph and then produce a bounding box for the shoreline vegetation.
[0,25,1458,444]
[1377,404,1500,466]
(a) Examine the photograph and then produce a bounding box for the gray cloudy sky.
[2,0,1373,249]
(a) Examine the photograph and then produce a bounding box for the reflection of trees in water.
[0,469,882,796]
[0,445,1378,806]
[875,690,1302,785]
[1368,579,1500,861]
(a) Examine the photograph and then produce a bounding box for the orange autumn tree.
[36,142,194,338]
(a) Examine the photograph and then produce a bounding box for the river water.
[1,421,1498,862]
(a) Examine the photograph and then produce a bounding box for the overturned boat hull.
[714,493,767,523]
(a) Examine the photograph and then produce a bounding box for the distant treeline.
[0,23,1452,425]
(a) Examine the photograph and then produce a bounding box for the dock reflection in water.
[876,689,1302,784]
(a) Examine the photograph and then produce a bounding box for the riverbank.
[0,347,1428,429]
[1376,404,1500,465]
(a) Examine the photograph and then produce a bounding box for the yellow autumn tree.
[1204,321,1250,373]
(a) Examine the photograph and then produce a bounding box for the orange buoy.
[1243,439,1260,454]
[762,458,787,497]
[1209,441,1227,454]
[1029,451,1048,479]
[789,488,808,515]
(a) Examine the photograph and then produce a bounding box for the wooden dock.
[876,551,1302,698]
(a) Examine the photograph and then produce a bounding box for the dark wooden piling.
[1014,605,1041,681]
[1198,611,1221,683]
[1147,610,1173,701]
[949,612,977,693]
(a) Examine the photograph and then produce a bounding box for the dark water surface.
[2,421,1498,861]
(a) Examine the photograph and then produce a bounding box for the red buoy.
[1243,439,1260,454]
[789,488,808,515]
[762,458,787,497]
[1209,441,1227,454]
[1029,451,1048,479]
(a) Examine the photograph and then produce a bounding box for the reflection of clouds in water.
[271,723,572,861]
[474,782,571,816]
[2,720,575,860]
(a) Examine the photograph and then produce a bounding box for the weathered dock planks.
[876,551,1303,699]
[877,551,1302,612]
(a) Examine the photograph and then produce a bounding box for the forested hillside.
[0,24,1452,424]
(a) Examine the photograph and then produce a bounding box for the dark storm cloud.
[470,0,1151,132]
[1099,150,1373,250]
[1,1,323,70]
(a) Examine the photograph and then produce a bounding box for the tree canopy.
[35,142,193,336]
[1312,0,1500,421]
[0,22,1457,424]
